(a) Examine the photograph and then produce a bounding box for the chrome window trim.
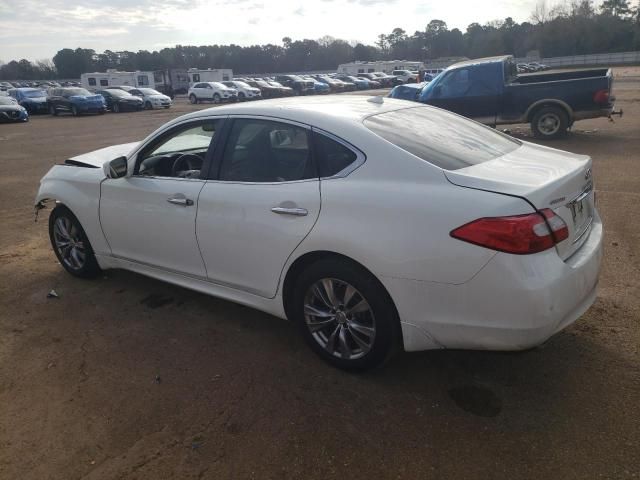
[311,127,366,179]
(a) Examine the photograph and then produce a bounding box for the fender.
[524,98,573,122]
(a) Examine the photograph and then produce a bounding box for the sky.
[0,0,570,62]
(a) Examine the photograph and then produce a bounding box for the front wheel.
[49,206,101,278]
[531,106,569,139]
[189,94,198,104]
[145,101,152,110]
[212,93,221,104]
[292,259,399,370]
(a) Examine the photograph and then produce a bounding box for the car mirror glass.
[104,156,128,179]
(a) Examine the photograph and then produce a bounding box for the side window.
[219,119,315,182]
[136,120,220,178]
[137,75,149,86]
[438,69,471,98]
[313,132,359,177]
[368,68,374,73]
[193,74,200,82]
[88,77,96,86]
[358,69,364,73]
[100,79,108,86]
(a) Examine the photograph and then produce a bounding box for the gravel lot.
[1,70,639,480]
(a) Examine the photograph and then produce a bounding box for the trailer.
[337,60,423,75]
[187,68,234,86]
[154,69,190,95]
[80,70,155,90]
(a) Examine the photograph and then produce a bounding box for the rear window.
[363,106,521,170]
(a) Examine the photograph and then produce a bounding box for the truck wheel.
[189,94,198,104]
[531,106,568,139]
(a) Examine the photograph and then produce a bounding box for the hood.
[65,142,139,168]
[148,94,170,101]
[0,104,24,112]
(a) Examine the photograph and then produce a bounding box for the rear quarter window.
[363,106,521,171]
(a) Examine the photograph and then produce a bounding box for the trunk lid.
[444,141,595,260]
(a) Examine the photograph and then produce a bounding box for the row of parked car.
[186,71,419,104]
[516,62,550,73]
[0,85,173,122]
[0,80,81,91]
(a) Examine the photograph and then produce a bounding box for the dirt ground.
[0,70,639,480]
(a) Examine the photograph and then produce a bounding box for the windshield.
[255,81,270,87]
[364,106,521,171]
[105,89,131,97]
[137,88,161,95]
[233,81,250,88]
[24,89,46,98]
[65,88,92,96]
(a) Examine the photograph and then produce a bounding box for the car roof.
[447,55,511,70]
[172,95,419,131]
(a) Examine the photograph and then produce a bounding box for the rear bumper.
[383,211,603,352]
[573,106,615,121]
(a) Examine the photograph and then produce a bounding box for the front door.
[100,119,223,277]
[196,117,321,298]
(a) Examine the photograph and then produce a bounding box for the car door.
[196,117,321,298]
[100,118,224,277]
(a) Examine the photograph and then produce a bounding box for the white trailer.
[337,60,424,75]
[187,68,234,86]
[80,70,155,90]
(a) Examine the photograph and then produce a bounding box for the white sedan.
[129,87,172,109]
[35,96,602,370]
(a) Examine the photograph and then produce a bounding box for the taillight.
[593,89,610,104]
[450,209,568,255]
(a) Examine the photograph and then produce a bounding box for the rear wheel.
[292,259,399,371]
[49,206,101,278]
[531,106,568,139]
[189,94,198,104]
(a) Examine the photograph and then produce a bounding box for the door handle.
[271,207,308,216]
[167,194,194,206]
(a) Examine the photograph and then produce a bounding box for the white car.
[35,96,602,370]
[392,70,418,83]
[129,88,172,109]
[223,81,262,101]
[188,82,237,104]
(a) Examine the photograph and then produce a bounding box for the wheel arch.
[525,99,573,122]
[281,250,402,344]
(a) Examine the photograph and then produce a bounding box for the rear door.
[196,117,321,298]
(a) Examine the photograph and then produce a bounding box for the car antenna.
[367,96,384,104]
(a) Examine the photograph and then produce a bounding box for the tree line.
[1,0,639,80]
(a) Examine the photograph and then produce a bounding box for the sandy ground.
[0,71,639,480]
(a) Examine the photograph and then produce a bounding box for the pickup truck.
[390,55,622,139]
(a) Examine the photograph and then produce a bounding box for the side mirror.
[104,156,128,179]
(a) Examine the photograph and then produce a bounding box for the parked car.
[371,72,400,87]
[48,87,107,116]
[188,82,238,104]
[333,74,370,90]
[222,81,262,101]
[35,96,603,370]
[300,76,331,94]
[355,74,382,88]
[398,55,622,139]
[392,70,418,83]
[313,75,347,93]
[8,87,48,114]
[96,89,144,113]
[388,81,430,101]
[128,88,172,109]
[274,75,315,95]
[245,80,283,98]
[0,96,28,123]
[0,81,13,91]
[528,62,550,71]
[266,81,295,96]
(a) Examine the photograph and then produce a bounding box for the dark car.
[246,80,282,98]
[48,87,107,116]
[313,75,346,93]
[274,75,315,95]
[266,81,295,97]
[0,96,29,123]
[8,88,49,114]
[96,89,144,113]
[355,74,383,88]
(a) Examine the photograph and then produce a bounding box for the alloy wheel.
[52,216,86,270]
[537,113,560,136]
[303,278,376,360]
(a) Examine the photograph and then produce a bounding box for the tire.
[49,104,58,116]
[145,101,152,110]
[291,258,399,371]
[48,206,101,279]
[531,105,569,139]
[213,93,221,104]
[113,102,120,113]
[71,105,78,116]
[189,94,198,104]
[238,92,245,101]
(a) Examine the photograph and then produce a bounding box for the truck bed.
[513,68,610,84]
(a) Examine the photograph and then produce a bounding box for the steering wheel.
[171,153,202,177]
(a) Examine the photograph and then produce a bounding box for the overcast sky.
[1,0,571,61]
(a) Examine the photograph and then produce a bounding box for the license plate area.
[567,190,594,245]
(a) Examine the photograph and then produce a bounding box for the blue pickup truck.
[389,55,622,139]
